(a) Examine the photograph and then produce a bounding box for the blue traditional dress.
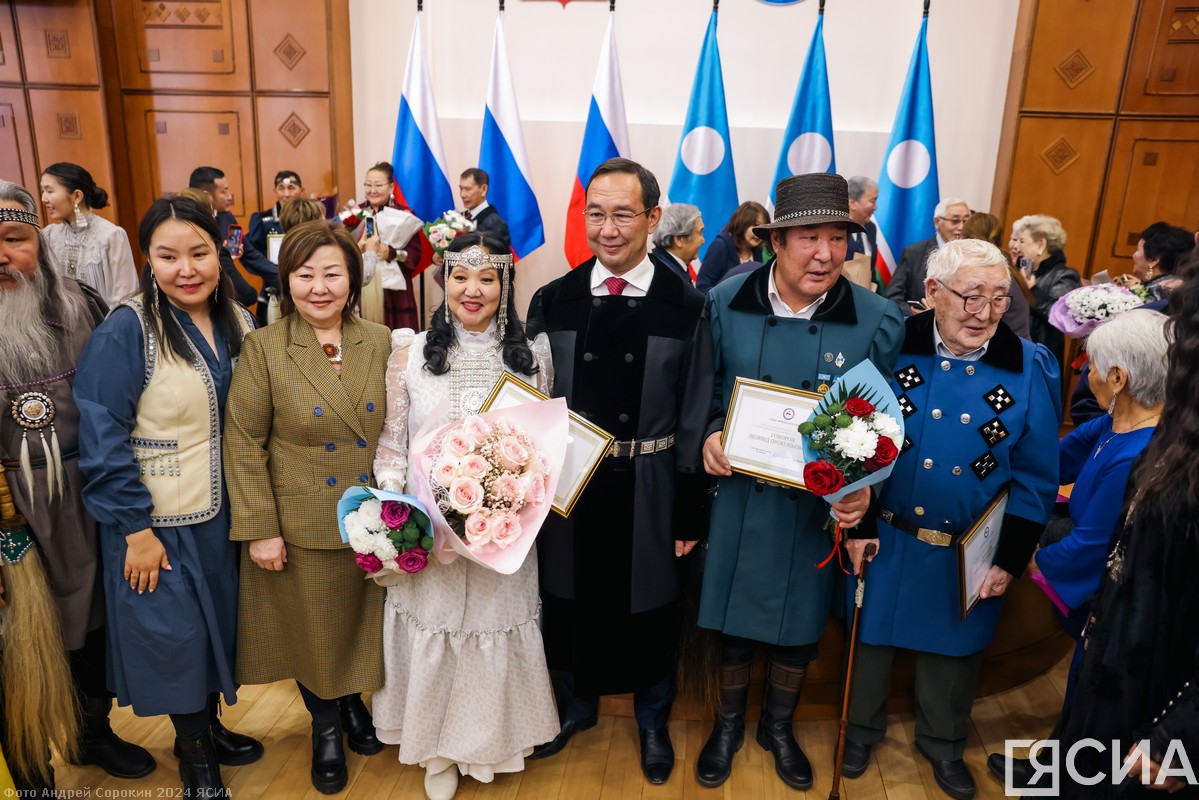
[76,304,248,716]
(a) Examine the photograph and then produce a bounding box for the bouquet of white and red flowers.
[337,488,434,576]
[423,210,476,255]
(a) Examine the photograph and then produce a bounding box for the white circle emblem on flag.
[886,139,932,189]
[787,132,833,175]
[680,126,726,176]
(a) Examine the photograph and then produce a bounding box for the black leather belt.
[2,447,80,471]
[878,506,956,547]
[606,434,675,459]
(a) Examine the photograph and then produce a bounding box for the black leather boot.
[755,660,813,790]
[176,728,225,798]
[695,661,751,787]
[174,694,264,766]
[337,694,383,756]
[74,694,157,779]
[310,709,348,794]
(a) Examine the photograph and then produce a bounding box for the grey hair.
[934,197,970,219]
[847,176,877,202]
[0,179,89,324]
[0,179,38,214]
[925,238,1012,287]
[1088,310,1170,408]
[1015,214,1067,252]
[652,203,702,249]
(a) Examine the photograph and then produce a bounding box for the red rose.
[803,460,846,497]
[397,548,429,574]
[844,397,876,418]
[864,437,899,473]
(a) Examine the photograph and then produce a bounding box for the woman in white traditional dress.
[372,232,559,800]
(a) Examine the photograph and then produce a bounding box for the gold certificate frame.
[957,489,1010,619]
[720,377,822,490]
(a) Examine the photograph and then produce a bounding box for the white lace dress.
[371,321,560,781]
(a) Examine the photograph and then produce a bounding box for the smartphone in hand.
[225,224,244,258]
[364,217,376,239]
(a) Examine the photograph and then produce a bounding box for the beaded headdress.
[443,244,515,338]
[0,208,40,228]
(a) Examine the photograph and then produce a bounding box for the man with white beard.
[0,180,155,789]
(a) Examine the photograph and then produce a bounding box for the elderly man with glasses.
[839,238,1061,800]
[886,197,971,316]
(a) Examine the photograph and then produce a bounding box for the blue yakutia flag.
[479,11,544,259]
[768,12,835,213]
[873,17,939,285]
[669,10,737,261]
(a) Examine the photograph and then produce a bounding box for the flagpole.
[924,0,931,16]
[819,0,825,13]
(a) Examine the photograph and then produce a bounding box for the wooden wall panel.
[1022,0,1136,113]
[1122,1,1199,114]
[255,96,334,200]
[1003,116,1115,274]
[0,87,36,198]
[13,0,99,85]
[110,0,250,92]
[122,94,258,217]
[250,0,329,93]
[27,87,118,223]
[0,2,23,84]
[1094,119,1199,276]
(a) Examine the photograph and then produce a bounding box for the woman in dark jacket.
[695,202,768,293]
[1012,214,1081,367]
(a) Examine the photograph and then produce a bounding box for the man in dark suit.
[526,158,713,786]
[189,166,278,313]
[245,170,302,323]
[459,167,510,251]
[650,202,704,283]
[846,176,879,262]
[885,196,970,316]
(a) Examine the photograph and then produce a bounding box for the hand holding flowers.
[423,210,476,255]
[339,491,435,577]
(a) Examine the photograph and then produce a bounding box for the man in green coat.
[694,172,905,791]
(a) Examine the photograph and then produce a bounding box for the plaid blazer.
[225,313,390,549]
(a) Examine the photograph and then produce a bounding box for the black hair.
[137,196,243,361]
[1142,222,1195,276]
[42,162,109,209]
[188,166,225,191]
[367,162,395,183]
[586,157,660,210]
[423,232,536,379]
[274,170,302,186]
[460,168,489,187]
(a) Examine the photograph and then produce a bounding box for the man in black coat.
[526,158,713,786]
[190,166,277,311]
[650,202,704,284]
[846,176,879,262]
[459,167,510,251]
[885,197,970,315]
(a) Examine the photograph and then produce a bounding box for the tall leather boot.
[337,694,383,755]
[176,727,225,799]
[74,694,157,779]
[695,661,751,787]
[174,694,264,766]
[755,659,813,790]
[310,708,348,794]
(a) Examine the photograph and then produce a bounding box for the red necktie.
[464,210,473,220]
[604,277,628,296]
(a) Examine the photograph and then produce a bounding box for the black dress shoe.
[840,739,872,778]
[917,744,976,800]
[528,713,598,760]
[310,713,348,795]
[337,695,383,756]
[639,727,674,785]
[986,753,1047,790]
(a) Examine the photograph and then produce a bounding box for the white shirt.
[464,201,491,219]
[933,322,990,361]
[591,255,654,297]
[767,266,826,318]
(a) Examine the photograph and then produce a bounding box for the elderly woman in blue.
[1032,310,1166,626]
[840,239,1061,800]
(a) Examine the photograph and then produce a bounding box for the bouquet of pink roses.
[411,399,569,574]
[337,487,434,576]
[423,210,475,255]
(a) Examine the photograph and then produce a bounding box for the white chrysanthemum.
[374,536,398,562]
[346,525,374,554]
[358,499,383,523]
[831,418,880,461]
[869,413,901,442]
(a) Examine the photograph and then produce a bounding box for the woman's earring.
[1107,390,1119,416]
[74,202,88,229]
[151,273,162,308]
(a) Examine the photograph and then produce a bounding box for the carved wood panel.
[122,94,258,218]
[1122,0,1199,113]
[250,0,329,93]
[1003,116,1115,275]
[110,0,250,92]
[255,96,334,202]
[0,87,36,198]
[27,87,118,222]
[13,0,100,85]
[1022,0,1137,113]
[1094,119,1199,275]
[0,2,23,84]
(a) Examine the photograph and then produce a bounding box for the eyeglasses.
[936,215,971,226]
[363,182,391,191]
[936,280,1013,314]
[582,208,653,228]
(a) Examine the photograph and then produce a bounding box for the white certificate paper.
[958,490,1010,619]
[267,233,284,263]
[721,378,822,489]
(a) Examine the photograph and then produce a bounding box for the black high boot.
[74,694,157,779]
[310,708,348,794]
[755,659,813,790]
[176,728,225,799]
[174,694,264,766]
[337,694,383,756]
[695,661,751,787]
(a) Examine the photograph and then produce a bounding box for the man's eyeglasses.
[937,280,1013,314]
[583,208,653,228]
[936,216,971,226]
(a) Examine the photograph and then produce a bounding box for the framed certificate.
[267,233,284,263]
[957,490,1010,619]
[481,373,614,518]
[720,377,822,489]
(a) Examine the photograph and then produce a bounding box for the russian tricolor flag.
[873,16,940,287]
[479,11,544,260]
[564,11,630,269]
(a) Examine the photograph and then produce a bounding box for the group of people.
[2,152,1198,800]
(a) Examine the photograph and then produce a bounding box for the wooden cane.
[829,541,877,800]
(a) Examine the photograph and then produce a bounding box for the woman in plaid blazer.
[225,221,390,795]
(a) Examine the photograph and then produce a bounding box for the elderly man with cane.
[841,238,1060,799]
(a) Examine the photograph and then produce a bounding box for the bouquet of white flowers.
[423,210,476,255]
[1049,284,1145,338]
